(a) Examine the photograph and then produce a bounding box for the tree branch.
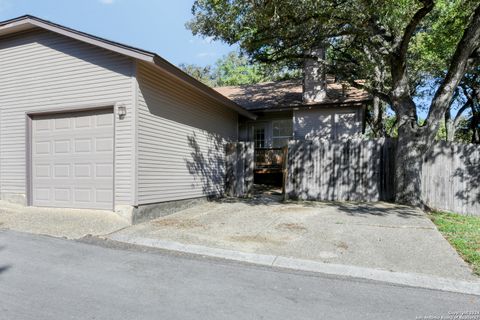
[347,79,392,105]
[395,0,434,59]
[426,3,480,134]
[453,100,473,127]
[387,116,398,137]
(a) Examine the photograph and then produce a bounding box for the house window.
[254,127,265,148]
[272,120,293,147]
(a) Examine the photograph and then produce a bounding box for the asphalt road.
[0,230,478,320]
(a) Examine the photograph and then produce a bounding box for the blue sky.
[0,0,234,67]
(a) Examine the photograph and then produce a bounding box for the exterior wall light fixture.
[117,104,127,119]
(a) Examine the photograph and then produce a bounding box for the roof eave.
[247,99,372,113]
[152,56,257,120]
[0,16,156,62]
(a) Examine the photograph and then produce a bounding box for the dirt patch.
[335,241,349,250]
[275,223,307,232]
[279,207,314,213]
[229,235,284,245]
[152,218,204,229]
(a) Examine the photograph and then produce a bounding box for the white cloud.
[99,0,115,4]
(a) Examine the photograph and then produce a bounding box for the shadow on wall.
[453,145,480,207]
[185,132,226,197]
[216,138,479,216]
[289,139,479,215]
[287,139,395,203]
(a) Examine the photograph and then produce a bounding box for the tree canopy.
[188,0,478,112]
[180,51,300,87]
[187,0,480,205]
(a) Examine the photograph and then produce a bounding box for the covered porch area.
[238,111,292,190]
[254,147,288,190]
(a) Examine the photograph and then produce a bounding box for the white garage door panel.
[32,109,114,210]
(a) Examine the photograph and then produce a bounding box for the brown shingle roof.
[214,79,371,111]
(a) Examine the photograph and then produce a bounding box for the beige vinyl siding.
[0,29,135,205]
[136,61,237,204]
[293,107,363,140]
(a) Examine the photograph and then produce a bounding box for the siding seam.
[136,61,238,204]
[132,60,139,206]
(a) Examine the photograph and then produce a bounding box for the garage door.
[31,109,114,210]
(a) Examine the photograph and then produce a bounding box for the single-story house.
[0,15,370,223]
[215,75,371,183]
[215,78,370,149]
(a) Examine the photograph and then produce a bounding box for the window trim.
[254,127,266,148]
[271,119,293,147]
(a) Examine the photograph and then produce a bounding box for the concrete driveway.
[109,195,476,281]
[0,200,128,239]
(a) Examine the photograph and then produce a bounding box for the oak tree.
[188,0,480,205]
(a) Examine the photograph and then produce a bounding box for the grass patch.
[429,211,480,276]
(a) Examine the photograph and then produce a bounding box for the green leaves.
[180,51,300,87]
[409,0,476,78]
[178,63,214,85]
[187,0,478,95]
[214,52,267,86]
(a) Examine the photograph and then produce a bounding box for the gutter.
[247,100,372,113]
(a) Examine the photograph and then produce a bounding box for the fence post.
[225,142,236,197]
[225,141,255,198]
[245,142,254,197]
[282,145,288,200]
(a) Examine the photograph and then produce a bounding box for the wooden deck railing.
[254,147,288,172]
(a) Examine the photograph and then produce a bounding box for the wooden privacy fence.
[225,139,480,216]
[422,141,480,215]
[286,138,395,202]
[225,142,254,197]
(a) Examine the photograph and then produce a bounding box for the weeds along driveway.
[108,196,476,281]
[0,201,128,239]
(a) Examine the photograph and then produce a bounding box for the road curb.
[106,233,480,296]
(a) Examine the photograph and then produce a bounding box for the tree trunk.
[369,63,386,137]
[472,110,480,144]
[368,96,386,137]
[471,91,480,144]
[394,123,428,206]
[389,52,428,206]
[392,3,480,205]
[445,109,455,141]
